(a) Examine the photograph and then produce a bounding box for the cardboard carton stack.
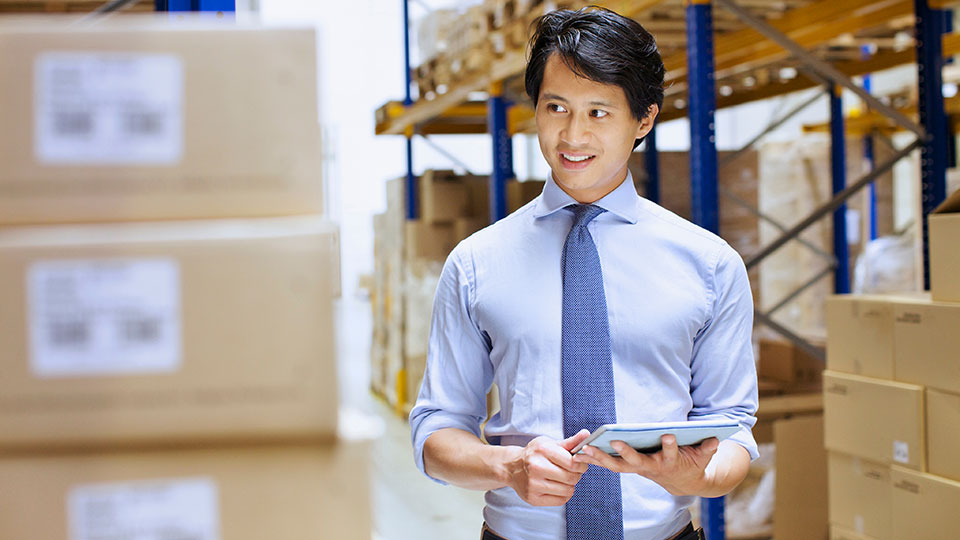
[757,337,825,394]
[823,189,960,540]
[0,19,371,539]
[371,171,545,413]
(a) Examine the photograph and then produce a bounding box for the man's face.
[535,53,656,204]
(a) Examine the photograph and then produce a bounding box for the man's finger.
[537,477,578,498]
[560,429,591,452]
[660,434,679,466]
[534,460,588,485]
[582,444,631,474]
[543,444,590,473]
[542,435,590,473]
[607,441,647,470]
[698,437,720,455]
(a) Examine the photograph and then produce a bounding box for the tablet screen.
[571,420,741,455]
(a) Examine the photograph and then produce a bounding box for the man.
[410,7,758,540]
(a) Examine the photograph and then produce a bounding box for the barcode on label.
[122,110,166,136]
[119,316,162,345]
[53,111,94,136]
[48,318,90,348]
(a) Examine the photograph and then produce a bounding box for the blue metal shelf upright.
[830,85,850,294]
[684,1,724,537]
[915,0,950,288]
[644,125,661,204]
[155,0,234,11]
[687,0,720,238]
[488,82,514,221]
[399,0,511,222]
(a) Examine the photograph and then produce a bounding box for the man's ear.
[635,104,659,140]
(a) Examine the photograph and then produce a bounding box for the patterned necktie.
[561,204,624,540]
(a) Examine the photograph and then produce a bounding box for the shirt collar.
[533,169,641,224]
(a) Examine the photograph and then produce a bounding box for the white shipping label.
[68,477,220,540]
[893,440,910,464]
[854,515,865,534]
[27,258,182,378]
[34,52,183,164]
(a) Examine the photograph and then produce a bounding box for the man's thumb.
[560,429,591,452]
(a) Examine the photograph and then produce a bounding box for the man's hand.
[506,429,591,506]
[573,434,719,496]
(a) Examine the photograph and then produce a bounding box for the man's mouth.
[560,152,596,164]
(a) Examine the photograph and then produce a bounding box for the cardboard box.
[420,170,469,224]
[774,414,828,540]
[507,179,545,213]
[891,466,960,539]
[823,371,924,469]
[893,298,960,394]
[405,220,456,262]
[828,452,891,540]
[454,216,489,242]
[0,216,340,450]
[830,524,880,540]
[825,295,895,378]
[754,392,823,445]
[464,175,491,218]
[0,19,322,225]
[930,189,960,302]
[0,439,372,540]
[926,388,960,482]
[759,338,824,386]
[405,354,427,408]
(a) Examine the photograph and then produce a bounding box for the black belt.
[481,522,703,540]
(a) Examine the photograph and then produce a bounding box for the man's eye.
[548,103,567,113]
[592,109,608,118]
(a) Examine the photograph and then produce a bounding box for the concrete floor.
[335,294,486,540]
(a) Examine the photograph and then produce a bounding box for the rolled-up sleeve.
[409,244,494,483]
[688,245,760,460]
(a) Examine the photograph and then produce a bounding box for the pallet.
[415,54,456,100]
[448,42,495,85]
[488,0,547,28]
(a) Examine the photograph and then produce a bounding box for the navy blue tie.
[561,204,624,540]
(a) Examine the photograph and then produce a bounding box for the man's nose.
[560,113,590,147]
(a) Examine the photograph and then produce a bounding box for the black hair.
[525,6,665,149]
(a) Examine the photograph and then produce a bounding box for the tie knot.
[568,204,606,229]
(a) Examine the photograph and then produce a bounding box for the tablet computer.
[570,419,741,456]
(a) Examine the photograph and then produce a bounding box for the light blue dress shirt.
[409,171,759,540]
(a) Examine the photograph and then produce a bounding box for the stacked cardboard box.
[758,337,824,392]
[0,419,379,540]
[774,414,828,540]
[0,19,369,538]
[371,171,545,414]
[371,178,406,404]
[824,189,960,540]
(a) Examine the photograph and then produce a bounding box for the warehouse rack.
[378,0,955,536]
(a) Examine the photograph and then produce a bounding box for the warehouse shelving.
[380,0,954,537]
[379,0,956,357]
